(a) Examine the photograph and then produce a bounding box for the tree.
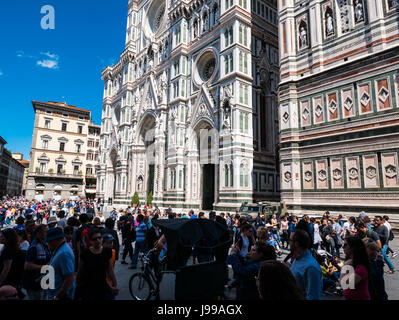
[147,191,153,206]
[132,192,140,206]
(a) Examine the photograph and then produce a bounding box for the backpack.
[389,229,395,242]
[80,225,93,249]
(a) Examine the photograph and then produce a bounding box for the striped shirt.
[136,222,147,242]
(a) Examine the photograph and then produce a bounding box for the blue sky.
[0,0,128,160]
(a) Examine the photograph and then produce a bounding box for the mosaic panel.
[300,100,311,127]
[376,78,391,110]
[341,87,355,118]
[358,82,372,114]
[327,92,339,121]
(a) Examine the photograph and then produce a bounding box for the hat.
[46,216,59,225]
[46,227,65,242]
[103,234,114,243]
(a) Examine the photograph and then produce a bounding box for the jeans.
[382,244,395,270]
[131,241,146,268]
[122,239,133,262]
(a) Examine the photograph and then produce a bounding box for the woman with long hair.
[257,260,305,300]
[340,236,370,300]
[0,228,25,298]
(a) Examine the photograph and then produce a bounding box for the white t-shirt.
[384,221,392,232]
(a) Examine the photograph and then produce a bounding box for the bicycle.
[129,248,168,300]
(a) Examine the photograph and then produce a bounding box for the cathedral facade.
[97,0,280,211]
[278,0,399,217]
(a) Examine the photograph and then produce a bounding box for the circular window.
[148,1,166,33]
[194,49,218,85]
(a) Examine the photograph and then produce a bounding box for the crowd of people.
[0,194,397,301]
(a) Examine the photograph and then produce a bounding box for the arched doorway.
[137,113,157,200]
[192,119,217,210]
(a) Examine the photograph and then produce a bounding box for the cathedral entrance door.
[202,164,215,210]
[147,164,155,197]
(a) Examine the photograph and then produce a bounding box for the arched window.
[240,164,244,187]
[240,163,249,187]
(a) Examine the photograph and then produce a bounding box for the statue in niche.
[325,9,334,36]
[354,0,364,23]
[222,99,231,129]
[155,113,163,135]
[158,71,168,104]
[299,23,308,48]
[389,0,399,9]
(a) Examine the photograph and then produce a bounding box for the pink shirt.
[343,264,370,300]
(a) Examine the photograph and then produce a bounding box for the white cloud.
[37,59,59,69]
[16,51,36,59]
[40,52,59,60]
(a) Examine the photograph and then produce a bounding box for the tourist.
[257,260,305,300]
[188,210,197,219]
[280,215,289,249]
[0,228,25,298]
[355,221,381,248]
[23,224,50,300]
[227,241,276,300]
[340,236,370,300]
[103,218,120,261]
[46,227,76,300]
[129,214,147,269]
[331,218,343,258]
[382,216,397,259]
[313,218,322,251]
[120,212,135,265]
[373,216,395,274]
[270,214,281,244]
[236,223,256,258]
[75,229,119,300]
[289,229,322,300]
[366,241,388,300]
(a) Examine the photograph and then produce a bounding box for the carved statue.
[354,0,364,23]
[326,12,334,36]
[299,26,307,48]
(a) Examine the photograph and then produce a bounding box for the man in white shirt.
[383,216,397,258]
[342,216,356,238]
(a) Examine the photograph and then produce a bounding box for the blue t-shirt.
[190,215,197,219]
[290,250,322,300]
[47,242,76,300]
[136,222,147,242]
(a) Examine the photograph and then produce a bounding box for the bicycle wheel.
[129,272,153,300]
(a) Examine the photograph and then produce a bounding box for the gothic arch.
[135,111,157,145]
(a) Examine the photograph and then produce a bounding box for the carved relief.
[282,111,290,123]
[284,171,292,182]
[346,157,361,188]
[339,0,350,33]
[316,160,328,189]
[301,100,311,127]
[381,153,399,187]
[331,158,344,189]
[303,161,314,189]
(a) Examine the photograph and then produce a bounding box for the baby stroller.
[314,249,344,297]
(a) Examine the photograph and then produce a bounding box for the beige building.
[12,153,30,196]
[26,101,99,201]
[85,123,101,199]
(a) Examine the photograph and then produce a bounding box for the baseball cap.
[103,234,114,243]
[46,227,65,242]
